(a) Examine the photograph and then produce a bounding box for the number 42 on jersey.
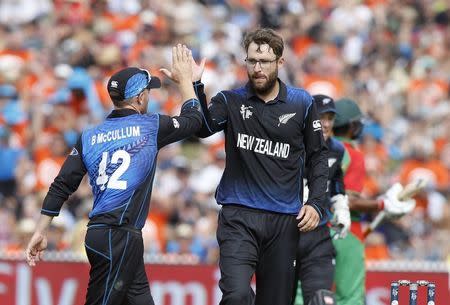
[96,150,130,191]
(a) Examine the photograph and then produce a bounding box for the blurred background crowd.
[0,0,449,264]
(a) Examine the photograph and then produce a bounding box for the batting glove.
[380,183,416,218]
[330,194,351,239]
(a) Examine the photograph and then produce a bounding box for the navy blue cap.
[107,67,161,102]
[313,94,336,114]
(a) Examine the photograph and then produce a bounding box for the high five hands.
[160,44,206,83]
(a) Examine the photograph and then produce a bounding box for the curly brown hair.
[243,28,284,58]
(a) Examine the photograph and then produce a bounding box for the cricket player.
[295,94,350,305]
[25,45,203,305]
[190,28,329,305]
[332,98,416,305]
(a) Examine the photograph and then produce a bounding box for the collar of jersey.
[107,108,140,119]
[245,78,287,103]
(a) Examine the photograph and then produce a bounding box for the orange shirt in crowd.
[365,244,390,260]
[95,79,112,110]
[303,74,345,99]
[363,176,380,198]
[315,0,333,9]
[408,78,448,107]
[399,159,450,191]
[364,0,388,7]
[434,137,448,156]
[103,12,141,32]
[54,0,92,24]
[397,158,449,210]
[0,49,32,62]
[127,40,152,63]
[361,141,388,197]
[34,146,66,191]
[147,212,168,250]
[291,36,314,57]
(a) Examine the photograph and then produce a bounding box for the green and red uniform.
[332,138,366,305]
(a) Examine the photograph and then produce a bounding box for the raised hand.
[160,44,193,84]
[191,56,206,82]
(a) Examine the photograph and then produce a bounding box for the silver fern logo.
[278,113,296,126]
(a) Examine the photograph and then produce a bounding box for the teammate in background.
[331,98,416,305]
[25,45,203,305]
[294,94,350,305]
[172,28,329,305]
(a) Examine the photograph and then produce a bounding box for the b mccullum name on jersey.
[91,126,141,145]
[237,132,290,159]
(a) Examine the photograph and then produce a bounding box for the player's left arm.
[329,144,351,238]
[330,144,346,197]
[157,98,203,149]
[298,96,329,231]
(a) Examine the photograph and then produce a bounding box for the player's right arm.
[340,146,380,212]
[26,137,87,266]
[41,137,87,216]
[341,146,414,214]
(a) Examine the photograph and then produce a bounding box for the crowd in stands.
[0,0,449,264]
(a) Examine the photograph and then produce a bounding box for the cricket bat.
[363,179,427,239]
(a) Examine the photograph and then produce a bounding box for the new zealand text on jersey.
[237,132,290,159]
[91,126,141,145]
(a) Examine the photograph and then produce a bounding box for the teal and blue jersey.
[41,100,202,230]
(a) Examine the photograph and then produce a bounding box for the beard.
[248,69,278,95]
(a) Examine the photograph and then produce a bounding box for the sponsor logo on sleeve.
[172,118,180,129]
[312,120,322,131]
[69,147,79,156]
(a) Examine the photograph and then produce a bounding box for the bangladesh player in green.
[332,98,416,305]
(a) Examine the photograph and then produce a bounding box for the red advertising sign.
[0,260,448,305]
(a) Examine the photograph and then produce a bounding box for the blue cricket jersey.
[41,100,202,230]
